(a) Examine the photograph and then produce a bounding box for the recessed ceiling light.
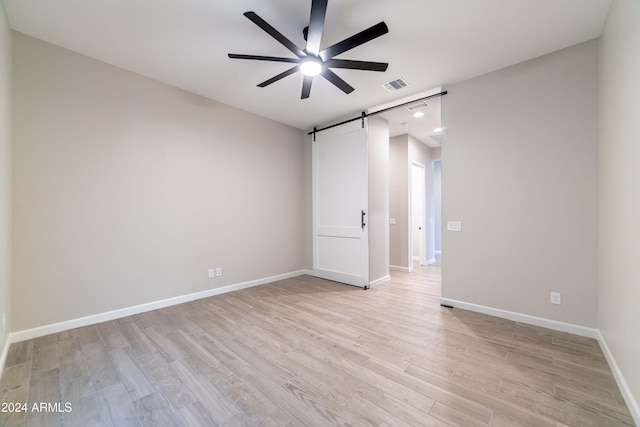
[300,58,323,77]
[434,127,443,132]
[413,111,424,118]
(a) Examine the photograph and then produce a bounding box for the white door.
[312,120,369,287]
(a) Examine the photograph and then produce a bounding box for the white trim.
[439,298,599,339]
[435,250,442,255]
[389,265,413,272]
[436,300,640,420]
[0,337,10,380]
[409,161,427,269]
[596,331,640,425]
[424,258,436,266]
[369,275,391,287]
[2,272,637,423]
[8,270,307,344]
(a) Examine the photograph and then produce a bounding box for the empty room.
[1,0,639,426]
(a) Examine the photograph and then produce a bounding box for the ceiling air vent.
[405,100,429,111]
[382,78,409,92]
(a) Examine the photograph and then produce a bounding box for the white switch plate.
[389,218,396,225]
[447,221,462,232]
[550,292,562,305]
[216,268,222,277]
[208,269,215,278]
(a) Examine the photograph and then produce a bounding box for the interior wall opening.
[371,88,442,295]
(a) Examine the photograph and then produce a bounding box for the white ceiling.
[4,0,611,132]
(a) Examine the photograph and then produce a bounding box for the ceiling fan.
[228,0,389,99]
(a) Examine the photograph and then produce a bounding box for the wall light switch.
[550,292,562,305]
[216,268,222,277]
[208,269,215,278]
[389,218,396,225]
[447,221,462,232]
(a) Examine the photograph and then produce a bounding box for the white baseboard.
[2,273,638,422]
[412,256,420,261]
[439,298,599,339]
[438,299,640,417]
[435,250,442,255]
[424,258,436,266]
[369,275,391,287]
[596,331,640,425]
[7,270,307,346]
[389,265,413,273]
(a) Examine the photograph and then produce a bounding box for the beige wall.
[598,0,640,414]
[0,4,12,349]
[367,115,389,283]
[12,33,305,331]
[441,40,599,327]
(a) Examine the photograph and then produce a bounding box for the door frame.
[409,161,426,267]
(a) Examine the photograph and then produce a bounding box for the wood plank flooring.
[0,264,634,426]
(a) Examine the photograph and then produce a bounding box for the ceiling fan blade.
[325,59,388,72]
[243,11,306,58]
[228,54,300,63]
[321,69,355,94]
[306,0,328,56]
[301,76,314,99]
[319,21,389,61]
[257,65,300,87]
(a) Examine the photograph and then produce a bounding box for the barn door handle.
[361,210,366,230]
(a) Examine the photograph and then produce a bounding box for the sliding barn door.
[312,120,369,287]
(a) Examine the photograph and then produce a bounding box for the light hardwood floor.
[0,264,634,426]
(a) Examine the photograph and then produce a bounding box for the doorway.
[411,162,426,265]
[434,159,442,263]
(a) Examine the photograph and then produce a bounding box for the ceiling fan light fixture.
[228,1,389,98]
[300,58,323,76]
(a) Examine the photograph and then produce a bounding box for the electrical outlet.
[550,292,562,305]
[208,269,215,278]
[216,268,222,277]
